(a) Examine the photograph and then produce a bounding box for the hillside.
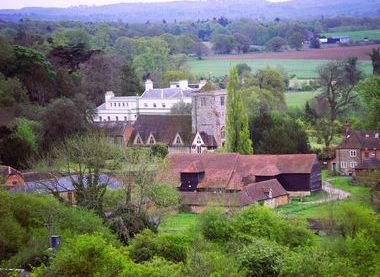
[0,0,379,23]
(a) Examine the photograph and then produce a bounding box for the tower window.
[200,97,206,106]
[220,96,225,106]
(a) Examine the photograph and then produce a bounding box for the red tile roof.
[180,179,288,207]
[337,130,380,149]
[160,153,318,191]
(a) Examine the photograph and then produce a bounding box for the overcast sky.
[0,0,288,9]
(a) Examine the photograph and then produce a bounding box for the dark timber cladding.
[159,153,322,194]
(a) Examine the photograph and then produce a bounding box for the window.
[149,136,155,144]
[220,96,225,106]
[176,136,182,144]
[153,103,157,108]
[124,116,127,121]
[118,103,120,107]
[200,97,206,106]
[340,161,347,168]
[126,102,128,107]
[197,146,202,153]
[364,151,369,158]
[350,161,357,168]
[349,150,357,157]
[116,116,119,121]
[122,103,125,107]
[196,136,202,144]
[136,136,142,144]
[99,116,102,121]
[114,103,117,107]
[107,116,111,121]
[144,103,148,107]
[162,103,166,108]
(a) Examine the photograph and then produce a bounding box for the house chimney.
[145,79,153,91]
[178,80,189,90]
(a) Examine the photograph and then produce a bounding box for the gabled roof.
[240,179,288,206]
[128,115,193,146]
[192,132,218,147]
[337,130,380,149]
[0,165,20,177]
[160,153,318,191]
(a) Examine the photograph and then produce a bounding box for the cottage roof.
[180,179,287,207]
[192,132,218,147]
[128,114,193,146]
[160,153,318,191]
[337,130,380,149]
[356,158,380,170]
[0,165,20,177]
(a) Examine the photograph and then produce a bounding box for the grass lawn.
[188,59,372,79]
[285,91,319,108]
[328,177,371,204]
[323,29,380,41]
[159,213,197,233]
[277,176,372,219]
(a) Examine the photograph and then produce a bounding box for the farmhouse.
[330,130,380,175]
[159,153,321,211]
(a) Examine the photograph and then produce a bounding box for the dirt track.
[207,44,380,61]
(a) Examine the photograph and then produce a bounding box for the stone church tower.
[191,89,227,147]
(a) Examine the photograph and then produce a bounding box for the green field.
[159,213,197,233]
[285,91,319,108]
[188,59,372,79]
[323,29,380,41]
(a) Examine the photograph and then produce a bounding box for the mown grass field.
[159,213,197,233]
[323,29,380,41]
[285,91,319,108]
[188,59,373,79]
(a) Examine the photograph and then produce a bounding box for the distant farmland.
[323,29,380,42]
[188,59,372,79]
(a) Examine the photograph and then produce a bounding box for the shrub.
[148,183,180,208]
[150,143,169,158]
[236,238,286,277]
[125,257,184,277]
[198,206,233,241]
[31,234,128,277]
[128,230,189,263]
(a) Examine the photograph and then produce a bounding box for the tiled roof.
[356,158,380,170]
[141,88,193,99]
[128,115,193,146]
[160,153,318,191]
[337,130,380,149]
[180,179,287,207]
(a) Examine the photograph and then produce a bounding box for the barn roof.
[180,179,287,207]
[160,153,318,191]
[337,130,380,149]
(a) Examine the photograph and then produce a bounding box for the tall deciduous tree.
[225,67,253,154]
[356,76,380,129]
[369,47,380,75]
[318,57,362,122]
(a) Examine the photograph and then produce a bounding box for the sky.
[0,0,288,9]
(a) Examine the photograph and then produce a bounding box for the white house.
[94,80,206,122]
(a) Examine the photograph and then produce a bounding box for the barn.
[159,153,322,210]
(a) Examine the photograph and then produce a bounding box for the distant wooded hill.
[0,0,379,23]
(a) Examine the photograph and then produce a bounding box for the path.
[303,180,351,205]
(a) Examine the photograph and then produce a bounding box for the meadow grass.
[159,212,197,233]
[323,29,380,41]
[188,59,372,79]
[285,91,319,108]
